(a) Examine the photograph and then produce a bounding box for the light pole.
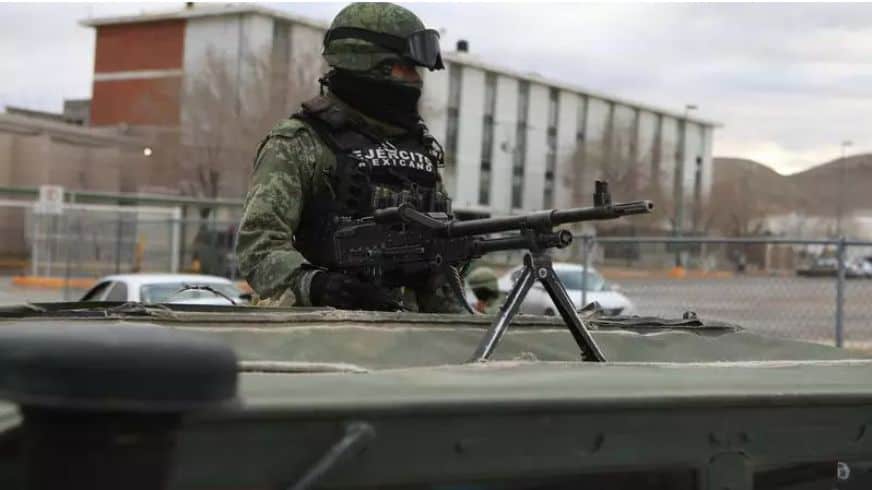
[836,140,852,237]
[674,104,697,268]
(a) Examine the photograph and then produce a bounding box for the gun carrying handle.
[373,205,447,231]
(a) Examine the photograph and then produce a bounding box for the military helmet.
[467,267,499,295]
[323,2,444,72]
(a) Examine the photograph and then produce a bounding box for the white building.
[83,4,718,229]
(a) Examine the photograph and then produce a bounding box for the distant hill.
[712,155,872,216]
[711,157,801,213]
[788,154,872,214]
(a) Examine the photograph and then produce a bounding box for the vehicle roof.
[1,306,870,488]
[96,273,233,288]
[236,359,872,414]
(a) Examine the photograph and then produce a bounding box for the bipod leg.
[468,254,537,362]
[534,253,606,362]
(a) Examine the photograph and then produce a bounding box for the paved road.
[617,276,872,347]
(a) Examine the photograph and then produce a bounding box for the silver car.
[497,262,636,316]
[80,273,247,305]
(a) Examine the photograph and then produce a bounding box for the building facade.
[83,4,717,230]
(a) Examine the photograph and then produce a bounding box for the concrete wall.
[659,115,679,197]
[637,110,659,186]
[490,75,519,213]
[0,120,147,257]
[453,66,485,209]
[554,90,579,209]
[521,83,549,211]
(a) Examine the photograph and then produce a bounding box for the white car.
[80,273,247,305]
[497,263,636,316]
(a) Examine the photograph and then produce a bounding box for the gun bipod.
[468,252,606,363]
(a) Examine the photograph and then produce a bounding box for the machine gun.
[326,181,653,363]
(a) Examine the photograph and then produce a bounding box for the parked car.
[80,273,248,305]
[497,262,636,316]
[796,256,869,278]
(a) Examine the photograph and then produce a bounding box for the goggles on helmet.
[324,27,445,71]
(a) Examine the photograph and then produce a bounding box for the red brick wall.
[94,20,185,73]
[91,77,182,126]
[90,20,185,126]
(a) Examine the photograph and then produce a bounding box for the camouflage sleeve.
[236,124,325,305]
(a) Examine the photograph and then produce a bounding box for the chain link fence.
[1,200,240,281]
[577,236,872,350]
[5,197,872,350]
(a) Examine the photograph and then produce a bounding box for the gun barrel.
[474,230,573,255]
[447,200,654,237]
[551,200,654,226]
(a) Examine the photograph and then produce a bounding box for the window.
[512,81,530,209]
[479,73,497,205]
[576,96,588,143]
[140,282,241,304]
[81,281,112,301]
[446,63,463,166]
[556,268,606,292]
[104,282,128,302]
[271,21,291,109]
[544,88,559,208]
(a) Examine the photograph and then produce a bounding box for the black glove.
[309,271,399,311]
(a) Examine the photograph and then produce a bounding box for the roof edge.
[443,52,721,128]
[79,4,328,31]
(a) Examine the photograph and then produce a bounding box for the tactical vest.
[291,96,451,267]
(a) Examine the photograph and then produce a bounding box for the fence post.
[170,208,182,273]
[62,213,71,301]
[30,207,38,277]
[114,212,123,274]
[581,235,592,308]
[835,237,846,348]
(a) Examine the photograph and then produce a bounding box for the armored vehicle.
[1,302,872,490]
[2,182,871,489]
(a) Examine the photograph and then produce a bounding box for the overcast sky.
[2,2,871,175]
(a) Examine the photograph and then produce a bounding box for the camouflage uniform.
[237,3,463,312]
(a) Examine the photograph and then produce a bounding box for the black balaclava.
[325,66,422,130]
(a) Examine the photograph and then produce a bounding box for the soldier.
[236,2,467,313]
[466,267,504,314]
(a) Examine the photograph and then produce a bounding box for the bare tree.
[179,48,322,211]
[702,169,780,237]
[568,123,672,234]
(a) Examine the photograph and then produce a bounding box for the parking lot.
[0,277,65,305]
[617,275,872,348]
